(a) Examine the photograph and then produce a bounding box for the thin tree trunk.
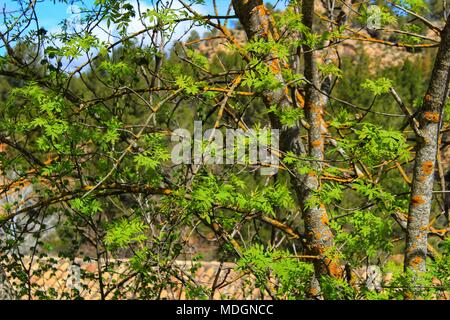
[299,0,341,283]
[405,16,450,274]
[231,0,342,295]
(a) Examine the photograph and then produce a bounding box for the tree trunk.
[299,0,341,283]
[231,0,342,295]
[405,16,450,274]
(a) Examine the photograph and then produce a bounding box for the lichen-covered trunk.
[405,16,450,274]
[0,265,15,300]
[299,0,341,283]
[231,0,341,291]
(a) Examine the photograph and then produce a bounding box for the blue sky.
[0,0,285,31]
[0,0,284,67]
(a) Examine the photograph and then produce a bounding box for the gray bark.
[231,0,342,290]
[405,16,450,274]
[299,0,340,282]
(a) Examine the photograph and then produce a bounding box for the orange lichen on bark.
[410,256,423,267]
[269,60,281,73]
[309,286,319,297]
[324,257,344,278]
[311,140,322,147]
[418,174,427,182]
[424,111,440,122]
[411,195,426,206]
[429,226,450,235]
[309,104,322,113]
[296,91,305,107]
[422,161,434,175]
[314,115,324,127]
[253,5,271,37]
[321,213,329,225]
[321,175,354,183]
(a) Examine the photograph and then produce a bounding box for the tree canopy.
[0,0,449,300]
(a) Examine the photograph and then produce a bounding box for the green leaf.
[361,78,393,95]
[105,218,148,249]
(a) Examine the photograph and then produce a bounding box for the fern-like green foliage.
[238,244,314,299]
[105,218,148,249]
[343,123,410,166]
